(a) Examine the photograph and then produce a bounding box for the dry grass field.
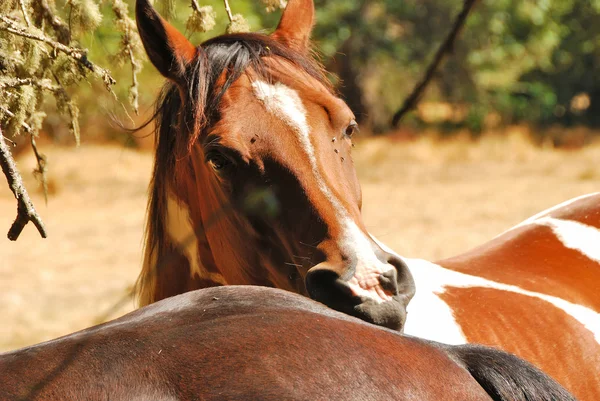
[1,127,599,352]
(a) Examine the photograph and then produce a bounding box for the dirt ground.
[2,128,599,351]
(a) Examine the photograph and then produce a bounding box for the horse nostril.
[385,254,416,306]
[379,269,399,294]
[305,267,353,306]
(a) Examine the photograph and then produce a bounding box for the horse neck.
[138,179,226,306]
[140,144,280,306]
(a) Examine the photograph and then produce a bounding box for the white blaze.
[253,81,393,303]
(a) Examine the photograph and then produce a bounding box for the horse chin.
[352,297,407,332]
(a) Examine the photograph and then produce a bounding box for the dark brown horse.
[0,286,576,401]
[136,0,414,331]
[134,0,599,398]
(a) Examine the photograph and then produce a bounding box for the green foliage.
[300,0,597,131]
[3,0,599,145]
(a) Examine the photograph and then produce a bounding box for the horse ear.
[136,0,196,83]
[272,0,315,52]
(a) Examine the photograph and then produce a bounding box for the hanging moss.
[158,0,176,21]
[111,0,144,113]
[261,0,287,13]
[0,0,17,15]
[22,40,42,76]
[186,5,216,33]
[226,14,250,34]
[71,0,103,34]
[8,85,36,136]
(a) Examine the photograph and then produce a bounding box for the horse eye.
[345,121,359,137]
[207,153,230,171]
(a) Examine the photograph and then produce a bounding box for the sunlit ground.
[1,127,599,351]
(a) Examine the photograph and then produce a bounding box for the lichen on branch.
[0,126,47,240]
[111,0,144,114]
[188,0,216,33]
[0,0,120,240]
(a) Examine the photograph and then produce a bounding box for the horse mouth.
[305,269,407,331]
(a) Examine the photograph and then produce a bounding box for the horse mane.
[136,33,333,305]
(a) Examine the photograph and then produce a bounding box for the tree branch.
[0,127,47,240]
[36,0,71,44]
[0,106,32,133]
[0,15,116,90]
[391,0,478,127]
[223,0,234,22]
[0,77,60,93]
[30,135,49,204]
[191,0,202,12]
[18,0,32,28]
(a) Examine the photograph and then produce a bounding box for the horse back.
[0,286,575,400]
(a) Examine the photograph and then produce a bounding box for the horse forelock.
[137,32,331,305]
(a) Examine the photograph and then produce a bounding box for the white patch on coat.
[494,192,600,264]
[253,81,393,303]
[533,217,600,264]
[402,258,600,344]
[501,192,600,235]
[253,81,313,163]
[165,193,227,285]
[370,234,467,344]
[370,234,600,345]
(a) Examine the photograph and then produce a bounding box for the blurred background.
[1,0,599,351]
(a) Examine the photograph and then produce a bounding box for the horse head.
[135,0,415,330]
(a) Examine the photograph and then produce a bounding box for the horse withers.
[0,286,575,401]
[135,0,414,331]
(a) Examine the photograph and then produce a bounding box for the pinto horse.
[0,286,576,401]
[134,0,599,398]
[401,192,600,400]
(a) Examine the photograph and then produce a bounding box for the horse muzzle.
[305,262,413,331]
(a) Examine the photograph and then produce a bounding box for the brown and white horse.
[400,192,600,400]
[0,286,576,401]
[134,0,599,399]
[135,0,414,330]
